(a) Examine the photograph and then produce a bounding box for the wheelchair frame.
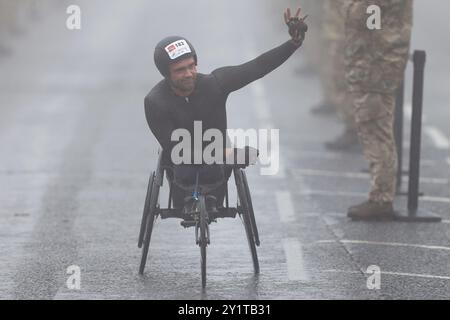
[137,150,260,288]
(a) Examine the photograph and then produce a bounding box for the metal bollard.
[407,51,426,214]
[394,50,441,222]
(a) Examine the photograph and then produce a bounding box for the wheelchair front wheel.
[198,195,208,288]
[235,169,260,274]
[241,170,260,246]
[139,172,160,275]
[138,172,155,248]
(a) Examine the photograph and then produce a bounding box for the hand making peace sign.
[284,8,308,47]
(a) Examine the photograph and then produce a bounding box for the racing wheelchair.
[137,149,260,288]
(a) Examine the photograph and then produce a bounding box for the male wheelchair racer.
[137,148,260,288]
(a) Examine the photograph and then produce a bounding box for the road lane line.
[276,191,296,223]
[405,103,412,121]
[323,269,450,281]
[298,190,368,198]
[286,151,436,166]
[418,159,438,166]
[446,158,450,166]
[246,48,274,130]
[315,240,450,251]
[249,83,284,178]
[250,82,272,125]
[378,271,450,280]
[425,126,450,149]
[292,168,448,184]
[267,150,286,179]
[283,238,309,281]
[246,44,309,283]
[294,189,450,204]
[290,150,345,160]
[421,195,450,204]
[246,46,285,178]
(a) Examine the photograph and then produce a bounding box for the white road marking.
[294,169,368,179]
[291,150,345,160]
[246,51,285,179]
[292,168,448,184]
[246,44,309,283]
[295,189,450,204]
[283,238,309,281]
[287,151,437,166]
[420,159,438,166]
[446,158,450,166]
[421,195,450,204]
[404,102,412,121]
[323,269,450,281]
[276,191,296,223]
[246,47,274,129]
[377,271,450,280]
[297,190,368,198]
[250,82,272,125]
[425,126,450,149]
[275,160,286,179]
[315,239,450,251]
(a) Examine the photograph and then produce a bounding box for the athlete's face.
[168,57,197,94]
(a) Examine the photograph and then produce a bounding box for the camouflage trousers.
[351,92,397,203]
[324,38,356,132]
[345,0,413,203]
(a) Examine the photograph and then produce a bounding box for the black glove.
[285,10,308,47]
[287,17,308,36]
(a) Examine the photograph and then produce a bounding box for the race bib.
[164,40,192,60]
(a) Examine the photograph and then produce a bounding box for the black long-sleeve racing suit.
[144,40,300,207]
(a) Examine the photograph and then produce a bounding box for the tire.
[199,196,208,288]
[235,170,260,274]
[138,173,155,248]
[241,170,260,246]
[139,173,160,275]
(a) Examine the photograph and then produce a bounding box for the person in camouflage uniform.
[0,0,18,55]
[321,0,360,151]
[345,0,413,219]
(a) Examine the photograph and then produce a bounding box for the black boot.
[348,200,395,220]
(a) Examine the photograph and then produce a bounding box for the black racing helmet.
[154,36,197,77]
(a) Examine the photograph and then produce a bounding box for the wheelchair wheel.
[241,170,260,246]
[139,171,160,275]
[138,172,155,248]
[235,170,260,274]
[199,196,208,288]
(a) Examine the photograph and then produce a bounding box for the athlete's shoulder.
[199,72,217,82]
[197,72,224,94]
[144,80,169,112]
[145,80,167,101]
